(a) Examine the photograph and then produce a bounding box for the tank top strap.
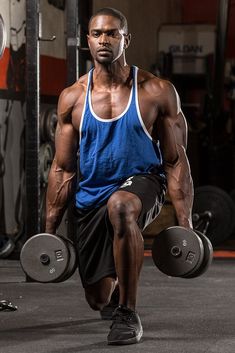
[85,67,94,109]
[131,65,138,107]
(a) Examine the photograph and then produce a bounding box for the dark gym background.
[1,1,235,353]
[1,0,235,257]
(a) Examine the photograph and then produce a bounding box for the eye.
[92,31,100,38]
[107,30,116,37]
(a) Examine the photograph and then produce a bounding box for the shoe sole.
[107,328,143,345]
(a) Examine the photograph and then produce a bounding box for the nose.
[99,33,109,45]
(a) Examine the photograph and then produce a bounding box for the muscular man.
[46,7,193,345]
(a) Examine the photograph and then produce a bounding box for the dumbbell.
[20,233,77,283]
[151,226,213,278]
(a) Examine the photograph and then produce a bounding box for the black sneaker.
[107,305,143,345]
[100,286,119,320]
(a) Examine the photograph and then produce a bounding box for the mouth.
[97,48,111,54]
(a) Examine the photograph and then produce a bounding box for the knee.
[85,293,110,311]
[107,192,142,233]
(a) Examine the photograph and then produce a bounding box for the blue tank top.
[76,66,165,209]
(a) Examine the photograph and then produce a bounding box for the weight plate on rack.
[0,14,7,59]
[192,185,235,246]
[39,142,54,185]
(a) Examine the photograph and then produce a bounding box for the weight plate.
[56,235,77,282]
[0,14,7,59]
[40,107,57,143]
[46,108,57,142]
[40,108,47,143]
[192,185,235,246]
[183,230,213,278]
[20,233,69,283]
[39,142,54,184]
[152,226,204,277]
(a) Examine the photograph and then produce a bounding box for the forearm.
[45,159,77,234]
[164,145,194,228]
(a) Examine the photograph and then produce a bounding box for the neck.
[93,57,130,88]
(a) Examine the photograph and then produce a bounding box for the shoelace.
[0,300,18,311]
[111,308,136,328]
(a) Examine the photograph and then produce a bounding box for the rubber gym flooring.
[1,256,235,353]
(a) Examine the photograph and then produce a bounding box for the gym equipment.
[0,300,18,312]
[39,187,46,232]
[185,230,213,278]
[0,14,6,59]
[20,233,77,283]
[40,107,58,143]
[152,226,213,278]
[192,185,235,246]
[39,142,54,185]
[0,235,15,259]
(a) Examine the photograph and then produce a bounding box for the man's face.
[87,15,129,64]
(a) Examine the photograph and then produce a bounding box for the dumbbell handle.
[192,211,213,222]
[193,211,212,235]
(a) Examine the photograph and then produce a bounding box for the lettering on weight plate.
[186,251,196,264]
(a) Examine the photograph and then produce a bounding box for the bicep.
[53,87,80,172]
[157,83,188,165]
[54,120,79,172]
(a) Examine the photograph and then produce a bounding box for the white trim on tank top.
[79,69,93,143]
[88,69,134,122]
[134,66,153,142]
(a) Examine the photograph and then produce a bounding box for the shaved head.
[89,7,128,34]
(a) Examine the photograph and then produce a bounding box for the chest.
[90,85,158,124]
[72,83,159,135]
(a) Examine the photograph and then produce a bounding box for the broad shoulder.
[137,68,180,113]
[137,68,175,96]
[57,73,89,119]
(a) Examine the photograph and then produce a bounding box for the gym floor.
[1,256,235,353]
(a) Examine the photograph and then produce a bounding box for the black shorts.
[74,174,166,288]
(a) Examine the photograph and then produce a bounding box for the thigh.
[118,174,167,230]
[74,204,116,288]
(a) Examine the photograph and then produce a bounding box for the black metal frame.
[66,0,92,86]
[66,0,92,236]
[25,0,40,237]
[213,0,231,118]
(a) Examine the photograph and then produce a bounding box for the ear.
[87,34,91,48]
[124,33,131,50]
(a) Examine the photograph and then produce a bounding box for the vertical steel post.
[66,0,79,85]
[25,0,40,236]
[66,0,79,237]
[65,0,92,237]
[213,0,231,118]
